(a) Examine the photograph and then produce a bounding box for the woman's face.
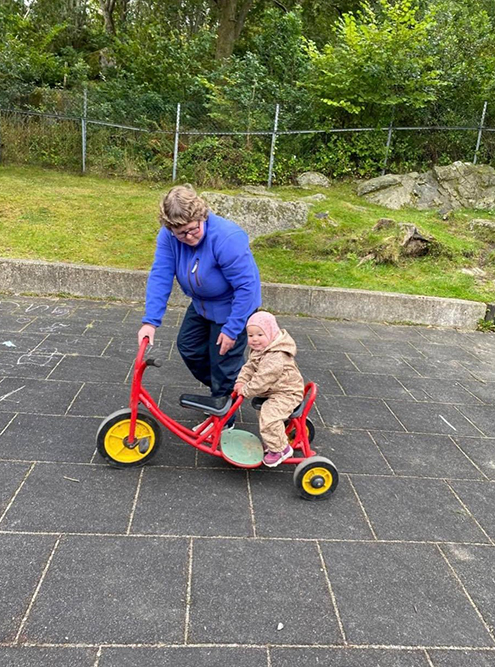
[171,220,204,246]
[247,325,270,351]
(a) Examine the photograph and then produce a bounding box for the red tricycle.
[97,337,339,500]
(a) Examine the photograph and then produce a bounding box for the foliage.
[307,0,443,122]
[0,0,494,180]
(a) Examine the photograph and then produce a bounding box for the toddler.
[234,311,305,467]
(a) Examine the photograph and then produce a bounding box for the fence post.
[381,108,395,176]
[267,104,280,188]
[473,101,488,165]
[172,103,181,182]
[81,87,87,174]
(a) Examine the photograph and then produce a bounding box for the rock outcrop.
[201,192,309,239]
[296,172,330,188]
[357,162,495,211]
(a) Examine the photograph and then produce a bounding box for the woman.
[138,185,262,426]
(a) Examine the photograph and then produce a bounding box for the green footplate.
[221,430,264,468]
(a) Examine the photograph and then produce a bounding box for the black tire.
[293,456,339,501]
[286,417,316,444]
[96,408,161,468]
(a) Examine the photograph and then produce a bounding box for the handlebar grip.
[146,358,162,368]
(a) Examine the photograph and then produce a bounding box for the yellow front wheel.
[293,456,339,501]
[97,409,161,468]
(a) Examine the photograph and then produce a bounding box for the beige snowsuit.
[237,330,304,452]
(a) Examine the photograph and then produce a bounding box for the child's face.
[247,325,270,351]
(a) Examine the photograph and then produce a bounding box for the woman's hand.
[216,332,235,356]
[138,323,157,346]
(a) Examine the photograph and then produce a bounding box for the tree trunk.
[99,0,117,37]
[214,0,254,60]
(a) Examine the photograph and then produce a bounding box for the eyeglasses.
[172,221,201,240]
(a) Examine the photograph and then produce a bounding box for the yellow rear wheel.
[293,456,339,501]
[97,409,161,468]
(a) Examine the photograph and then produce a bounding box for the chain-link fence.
[1,89,493,186]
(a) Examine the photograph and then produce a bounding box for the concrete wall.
[0,258,487,330]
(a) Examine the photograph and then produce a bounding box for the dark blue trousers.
[177,303,248,398]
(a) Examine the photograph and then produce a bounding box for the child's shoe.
[263,444,293,468]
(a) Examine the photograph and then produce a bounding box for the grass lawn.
[1,165,495,303]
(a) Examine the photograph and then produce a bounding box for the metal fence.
[0,97,493,186]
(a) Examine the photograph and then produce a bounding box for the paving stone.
[73,303,131,322]
[459,380,495,405]
[147,428,197,467]
[457,359,495,382]
[319,542,494,646]
[67,382,157,418]
[448,481,495,540]
[348,355,421,377]
[22,535,188,644]
[398,377,484,404]
[250,473,373,539]
[332,371,414,400]
[102,336,173,360]
[0,533,57,642]
[408,342,480,363]
[0,378,82,415]
[0,314,36,333]
[0,410,15,430]
[384,401,483,436]
[415,329,475,346]
[137,359,202,387]
[315,428,394,475]
[48,355,132,383]
[305,371,344,396]
[317,396,405,431]
[441,544,495,635]
[271,647,430,666]
[130,467,253,536]
[351,475,490,542]
[0,350,63,380]
[402,357,478,380]
[453,437,495,480]
[455,405,495,437]
[1,462,140,533]
[36,332,112,356]
[3,295,495,653]
[0,461,31,515]
[0,647,97,666]
[81,319,142,338]
[22,318,92,336]
[306,335,371,354]
[99,646,268,667]
[428,649,495,666]
[367,323,429,341]
[325,322,380,340]
[159,387,200,421]
[361,340,426,359]
[371,432,484,479]
[188,538,343,644]
[0,414,100,463]
[296,350,358,372]
[0,333,47,353]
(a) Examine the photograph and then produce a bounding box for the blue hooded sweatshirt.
[143,212,262,340]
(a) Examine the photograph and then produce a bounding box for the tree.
[213,0,255,60]
[308,0,444,124]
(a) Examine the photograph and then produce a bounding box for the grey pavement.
[1,295,495,666]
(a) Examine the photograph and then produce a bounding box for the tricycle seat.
[251,392,309,419]
[180,393,232,416]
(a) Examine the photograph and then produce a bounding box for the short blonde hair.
[159,185,208,229]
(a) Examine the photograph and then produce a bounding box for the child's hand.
[234,382,244,395]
